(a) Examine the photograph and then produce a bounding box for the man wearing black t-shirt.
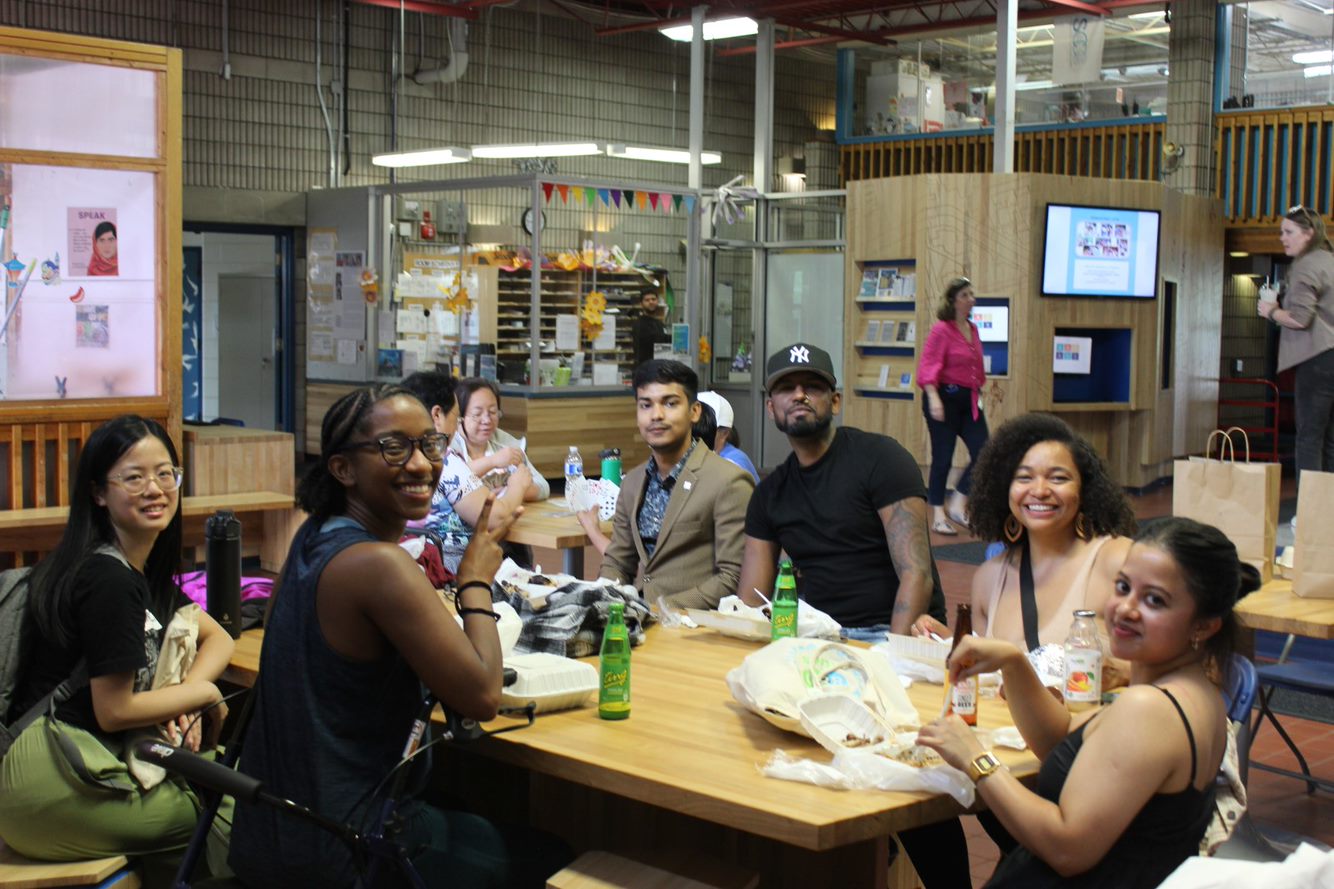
[737,342,960,889]
[737,342,945,636]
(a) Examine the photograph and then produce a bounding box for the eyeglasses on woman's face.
[107,466,184,495]
[344,433,448,466]
[466,407,502,422]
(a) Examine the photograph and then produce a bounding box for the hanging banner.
[648,192,660,211]
[610,189,622,208]
[673,194,683,212]
[597,188,611,207]
[541,182,555,202]
[584,187,597,206]
[1052,14,1105,86]
[636,191,649,210]
[683,195,696,215]
[556,184,570,203]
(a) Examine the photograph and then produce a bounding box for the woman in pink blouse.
[918,277,989,535]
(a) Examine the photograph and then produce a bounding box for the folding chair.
[1250,634,1334,795]
[1214,654,1291,861]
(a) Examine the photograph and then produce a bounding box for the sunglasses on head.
[1287,205,1317,225]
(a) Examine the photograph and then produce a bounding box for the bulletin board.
[305,187,375,384]
[0,26,182,446]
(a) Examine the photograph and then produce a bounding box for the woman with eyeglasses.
[1258,206,1334,514]
[454,377,548,502]
[917,276,990,535]
[231,385,567,887]
[0,415,235,865]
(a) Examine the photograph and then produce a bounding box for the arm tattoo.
[886,499,932,614]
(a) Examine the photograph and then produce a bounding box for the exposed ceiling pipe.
[351,0,476,18]
[414,18,470,83]
[315,0,337,187]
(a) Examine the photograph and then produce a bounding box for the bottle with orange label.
[946,603,977,726]
[1063,609,1103,712]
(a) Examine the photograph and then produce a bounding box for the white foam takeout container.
[798,694,900,756]
[684,607,771,641]
[501,652,599,714]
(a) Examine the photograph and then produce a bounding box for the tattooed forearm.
[882,498,934,631]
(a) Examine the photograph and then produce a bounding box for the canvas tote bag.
[1172,428,1280,583]
[1293,469,1334,598]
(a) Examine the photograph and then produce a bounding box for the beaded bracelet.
[457,606,501,622]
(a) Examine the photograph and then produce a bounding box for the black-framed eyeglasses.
[107,466,184,495]
[344,433,449,466]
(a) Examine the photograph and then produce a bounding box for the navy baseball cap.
[764,342,837,391]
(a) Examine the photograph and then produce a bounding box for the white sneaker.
[1290,515,1298,530]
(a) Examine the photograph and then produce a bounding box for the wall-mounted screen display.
[1041,203,1160,299]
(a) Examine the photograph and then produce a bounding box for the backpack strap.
[1,660,88,759]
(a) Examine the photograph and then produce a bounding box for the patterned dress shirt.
[637,440,698,558]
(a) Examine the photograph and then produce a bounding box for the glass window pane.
[1,163,159,400]
[0,55,158,157]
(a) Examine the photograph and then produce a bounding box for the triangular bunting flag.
[541,182,554,202]
[648,192,660,210]
[672,194,683,212]
[611,189,622,208]
[626,190,637,208]
[683,195,696,215]
[584,187,597,205]
[660,194,673,213]
[556,184,570,203]
[598,188,611,207]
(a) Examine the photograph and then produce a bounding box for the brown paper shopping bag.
[1172,428,1280,583]
[1294,470,1334,598]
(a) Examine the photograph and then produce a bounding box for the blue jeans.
[840,624,893,643]
[923,385,989,507]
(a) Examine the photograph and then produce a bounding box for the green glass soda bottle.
[598,601,631,720]
[770,559,798,640]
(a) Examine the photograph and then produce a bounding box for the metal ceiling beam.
[1041,0,1108,15]
[773,15,893,42]
[349,0,479,18]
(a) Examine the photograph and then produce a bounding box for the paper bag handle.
[1221,426,1252,463]
[1205,429,1237,463]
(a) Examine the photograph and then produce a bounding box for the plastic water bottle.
[564,445,583,509]
[205,510,242,639]
[770,559,798,640]
[598,601,631,720]
[1064,609,1103,713]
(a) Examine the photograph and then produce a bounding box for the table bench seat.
[0,844,138,888]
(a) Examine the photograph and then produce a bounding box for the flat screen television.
[1041,203,1161,299]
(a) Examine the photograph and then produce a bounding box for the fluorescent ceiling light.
[1127,10,1164,19]
[1304,65,1333,78]
[1229,251,1250,257]
[659,17,758,41]
[1015,80,1054,91]
[606,144,722,164]
[372,147,471,167]
[1293,49,1334,64]
[471,142,603,158]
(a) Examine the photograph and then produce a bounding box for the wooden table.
[1235,578,1334,640]
[506,498,606,576]
[225,628,1036,888]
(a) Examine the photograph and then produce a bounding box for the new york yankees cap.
[764,342,837,391]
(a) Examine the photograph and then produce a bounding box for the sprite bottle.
[770,559,799,640]
[598,601,631,720]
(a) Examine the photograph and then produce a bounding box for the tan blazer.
[599,443,754,611]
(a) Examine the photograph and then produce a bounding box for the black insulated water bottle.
[205,510,242,638]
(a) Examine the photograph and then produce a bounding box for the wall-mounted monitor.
[1041,203,1160,300]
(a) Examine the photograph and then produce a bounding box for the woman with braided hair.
[230,385,568,888]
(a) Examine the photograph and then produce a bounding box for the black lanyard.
[1019,538,1041,652]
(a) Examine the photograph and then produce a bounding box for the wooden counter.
[183,425,295,496]
[498,391,650,480]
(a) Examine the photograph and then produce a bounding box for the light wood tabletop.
[1235,578,1334,640]
[504,498,609,575]
[225,626,1037,887]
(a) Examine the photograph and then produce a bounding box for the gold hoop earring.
[1004,515,1024,544]
[1074,513,1091,541]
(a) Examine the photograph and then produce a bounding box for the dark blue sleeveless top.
[229,516,427,888]
[985,687,1216,889]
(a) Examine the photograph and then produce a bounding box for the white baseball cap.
[697,390,734,428]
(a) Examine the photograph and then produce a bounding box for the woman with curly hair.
[913,413,1137,652]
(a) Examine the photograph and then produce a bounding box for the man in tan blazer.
[600,360,754,611]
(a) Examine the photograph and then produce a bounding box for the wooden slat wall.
[840,122,1165,186]
[844,173,1223,488]
[1216,105,1334,227]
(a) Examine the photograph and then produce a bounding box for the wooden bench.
[547,851,759,889]
[0,843,139,888]
[0,491,303,573]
